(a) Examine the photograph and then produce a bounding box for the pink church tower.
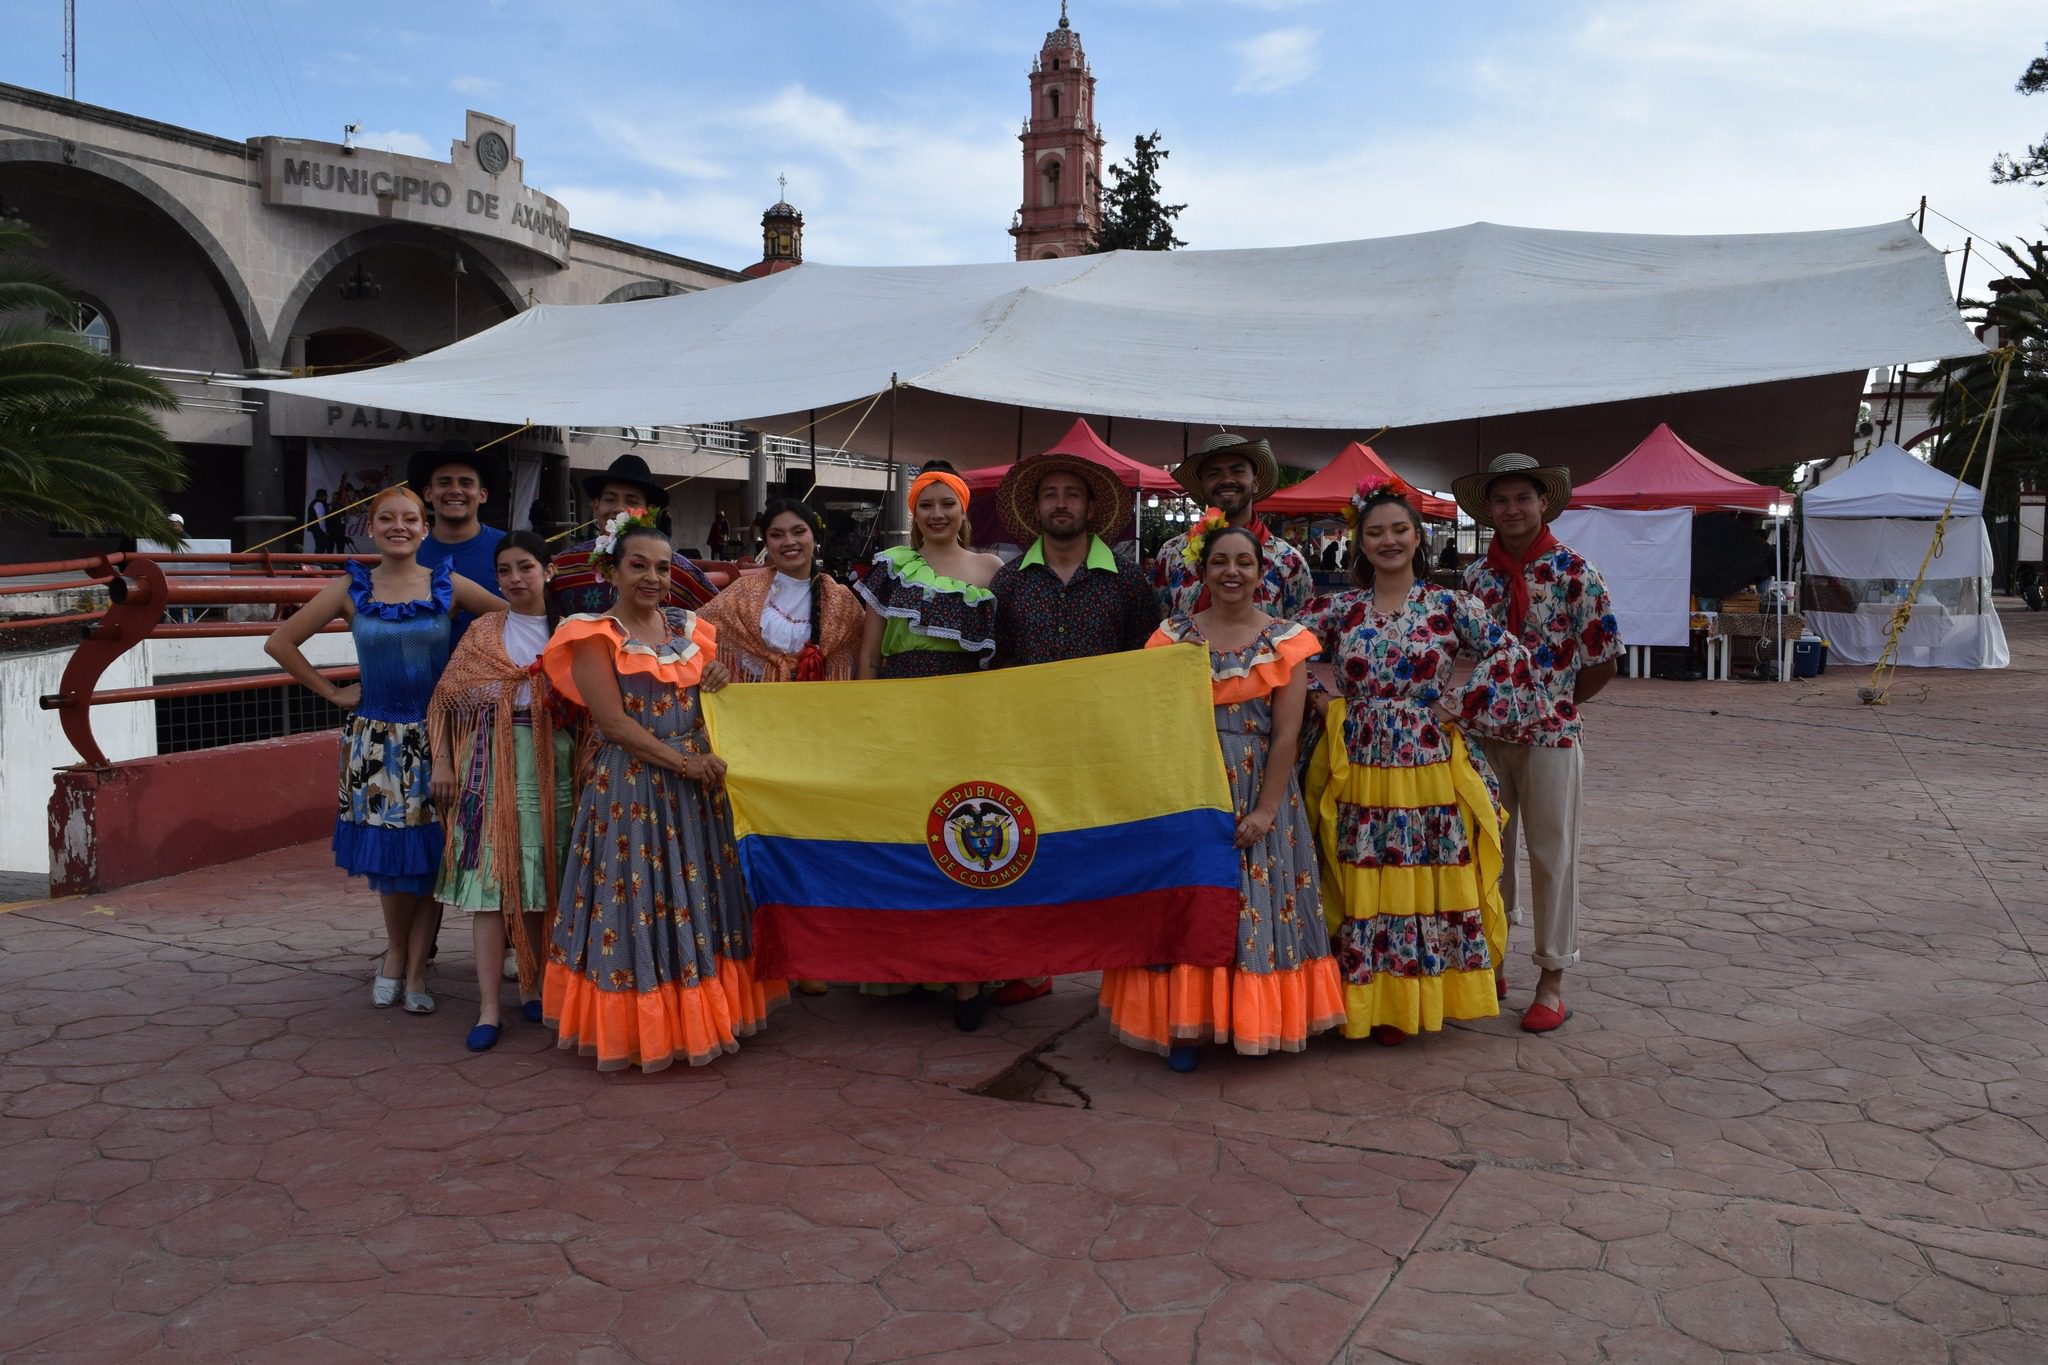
[1009,3,1105,260]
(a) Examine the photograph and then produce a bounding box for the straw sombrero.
[1174,432,1280,502]
[1451,453,1572,528]
[997,451,1131,545]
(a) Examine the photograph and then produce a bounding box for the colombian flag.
[702,646,1241,982]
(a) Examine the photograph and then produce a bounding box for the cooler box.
[1792,637,1823,679]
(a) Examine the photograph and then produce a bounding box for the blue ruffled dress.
[332,561,454,894]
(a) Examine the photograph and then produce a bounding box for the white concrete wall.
[0,646,155,874]
[0,630,358,876]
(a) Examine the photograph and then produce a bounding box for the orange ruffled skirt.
[1100,958,1345,1056]
[545,956,786,1073]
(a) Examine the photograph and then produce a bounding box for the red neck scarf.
[1485,526,1559,636]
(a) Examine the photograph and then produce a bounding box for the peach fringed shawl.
[698,571,863,683]
[426,612,566,994]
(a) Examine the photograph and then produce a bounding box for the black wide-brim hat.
[580,452,670,510]
[406,440,506,501]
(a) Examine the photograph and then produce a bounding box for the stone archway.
[0,138,263,366]
[271,223,523,370]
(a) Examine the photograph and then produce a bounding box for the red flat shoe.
[1520,1001,1571,1033]
[1372,1025,1407,1047]
[990,978,1052,1007]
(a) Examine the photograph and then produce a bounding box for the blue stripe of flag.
[736,807,1239,912]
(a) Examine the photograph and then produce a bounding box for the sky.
[2,0,2044,290]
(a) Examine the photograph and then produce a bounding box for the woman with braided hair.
[698,498,863,998]
[426,531,576,1052]
[541,511,783,1070]
[1099,510,1343,1071]
[699,499,864,683]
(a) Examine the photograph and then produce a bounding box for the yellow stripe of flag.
[702,644,1228,843]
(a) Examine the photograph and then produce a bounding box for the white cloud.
[1230,26,1320,93]
[565,85,1022,266]
[1173,0,2045,283]
[354,128,434,158]
[450,75,497,97]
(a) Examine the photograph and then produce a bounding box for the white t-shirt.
[761,573,814,656]
[503,611,550,706]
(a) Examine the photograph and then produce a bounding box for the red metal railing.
[16,550,753,768]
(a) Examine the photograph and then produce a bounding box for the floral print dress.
[539,609,784,1071]
[1099,617,1346,1056]
[1297,580,1546,1037]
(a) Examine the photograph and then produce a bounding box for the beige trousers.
[1476,739,1583,972]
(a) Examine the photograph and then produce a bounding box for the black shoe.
[953,993,987,1033]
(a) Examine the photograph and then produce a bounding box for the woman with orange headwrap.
[855,462,1003,679]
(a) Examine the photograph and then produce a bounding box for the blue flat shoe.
[465,1023,500,1053]
[521,999,543,1024]
[1167,1045,1199,1073]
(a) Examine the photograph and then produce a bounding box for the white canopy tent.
[1551,508,1694,647]
[1800,443,2008,669]
[248,220,1982,489]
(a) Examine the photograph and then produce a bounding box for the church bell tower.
[1010,3,1104,261]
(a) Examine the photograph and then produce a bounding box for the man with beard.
[1453,453,1622,1036]
[990,452,1156,667]
[1150,433,1314,619]
[409,441,506,642]
[984,450,1157,1012]
[549,454,716,618]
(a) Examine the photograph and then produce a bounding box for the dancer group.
[268,434,1619,1074]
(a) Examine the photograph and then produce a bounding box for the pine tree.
[1089,131,1186,253]
[1989,42,2048,189]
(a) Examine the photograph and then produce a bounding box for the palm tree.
[1926,241,2047,518]
[0,218,187,542]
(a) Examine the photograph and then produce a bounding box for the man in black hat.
[410,440,507,642]
[549,453,716,618]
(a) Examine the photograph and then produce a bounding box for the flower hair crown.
[1180,507,1234,568]
[594,508,662,572]
[1343,476,1414,528]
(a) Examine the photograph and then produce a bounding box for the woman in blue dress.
[268,485,504,1015]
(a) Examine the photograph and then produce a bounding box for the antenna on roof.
[62,0,76,99]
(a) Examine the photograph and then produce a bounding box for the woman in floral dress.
[541,511,783,1070]
[1101,512,1345,1071]
[266,485,502,1015]
[1298,482,1546,1044]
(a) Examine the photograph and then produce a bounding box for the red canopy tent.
[1260,441,1456,520]
[960,418,1180,495]
[1570,423,1776,510]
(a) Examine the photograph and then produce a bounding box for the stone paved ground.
[2,609,2044,1363]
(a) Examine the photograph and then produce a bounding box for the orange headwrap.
[908,469,971,512]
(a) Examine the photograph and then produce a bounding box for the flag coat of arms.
[703,645,1240,982]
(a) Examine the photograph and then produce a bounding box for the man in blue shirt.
[409,440,506,641]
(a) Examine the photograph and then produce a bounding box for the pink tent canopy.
[1570,423,1777,511]
[960,418,1180,495]
[1261,442,1456,520]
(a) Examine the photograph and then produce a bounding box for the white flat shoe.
[502,948,519,983]
[402,990,436,1015]
[372,975,401,1008]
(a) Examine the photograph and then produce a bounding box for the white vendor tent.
[247,220,1983,490]
[1551,508,1694,647]
[1800,443,2008,669]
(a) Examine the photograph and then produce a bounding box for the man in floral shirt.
[1453,453,1622,1035]
[1150,433,1314,619]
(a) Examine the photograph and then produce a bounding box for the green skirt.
[436,723,576,913]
